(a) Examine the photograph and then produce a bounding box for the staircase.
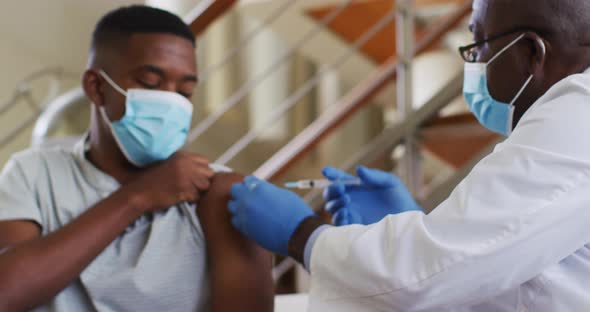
[0,0,499,295]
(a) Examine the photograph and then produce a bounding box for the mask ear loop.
[506,39,546,134]
[486,33,527,66]
[505,73,533,135]
[95,87,141,167]
[97,70,128,124]
[486,34,545,135]
[510,75,534,106]
[508,39,546,107]
[99,106,113,123]
[539,38,547,55]
[98,70,127,96]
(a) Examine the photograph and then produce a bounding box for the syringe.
[284,179,362,189]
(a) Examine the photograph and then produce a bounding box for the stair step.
[306,0,463,64]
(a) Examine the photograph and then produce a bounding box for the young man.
[0,6,272,311]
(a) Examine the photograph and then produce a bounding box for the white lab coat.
[308,69,590,311]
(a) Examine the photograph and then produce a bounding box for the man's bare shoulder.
[197,172,274,312]
[197,172,244,224]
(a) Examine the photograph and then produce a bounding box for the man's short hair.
[91,5,195,52]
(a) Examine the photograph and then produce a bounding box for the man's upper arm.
[198,173,273,312]
[0,156,43,250]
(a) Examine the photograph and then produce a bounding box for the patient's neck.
[86,128,143,186]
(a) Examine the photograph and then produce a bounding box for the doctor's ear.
[524,32,548,77]
[82,69,106,108]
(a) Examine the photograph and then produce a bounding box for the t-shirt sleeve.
[187,165,233,242]
[0,157,42,226]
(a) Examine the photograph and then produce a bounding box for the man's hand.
[228,176,316,256]
[124,152,214,213]
[198,173,273,312]
[323,166,423,226]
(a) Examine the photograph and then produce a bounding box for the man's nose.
[160,81,177,93]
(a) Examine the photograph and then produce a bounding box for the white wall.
[0,0,143,165]
[241,14,290,141]
[146,0,203,16]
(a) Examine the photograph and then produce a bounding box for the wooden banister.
[255,0,473,180]
[185,0,238,36]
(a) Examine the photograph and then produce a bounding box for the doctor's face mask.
[460,33,546,136]
[98,70,193,167]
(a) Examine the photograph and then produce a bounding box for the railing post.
[186,0,237,36]
[396,0,421,195]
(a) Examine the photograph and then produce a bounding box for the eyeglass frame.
[458,28,543,63]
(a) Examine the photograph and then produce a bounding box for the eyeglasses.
[458,29,527,63]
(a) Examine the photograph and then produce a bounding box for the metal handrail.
[255,0,473,180]
[186,0,238,37]
[215,8,399,165]
[198,0,297,83]
[304,71,463,210]
[0,67,75,115]
[186,0,356,144]
[31,87,86,147]
[0,112,40,150]
[339,74,463,177]
[0,67,79,150]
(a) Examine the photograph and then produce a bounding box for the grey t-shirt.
[0,140,228,311]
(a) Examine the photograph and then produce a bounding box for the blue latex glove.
[228,176,316,256]
[322,166,423,226]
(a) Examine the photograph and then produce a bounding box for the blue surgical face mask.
[463,34,538,136]
[98,70,193,167]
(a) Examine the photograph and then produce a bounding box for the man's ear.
[525,32,548,77]
[82,69,105,108]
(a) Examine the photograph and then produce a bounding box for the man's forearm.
[0,188,145,311]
